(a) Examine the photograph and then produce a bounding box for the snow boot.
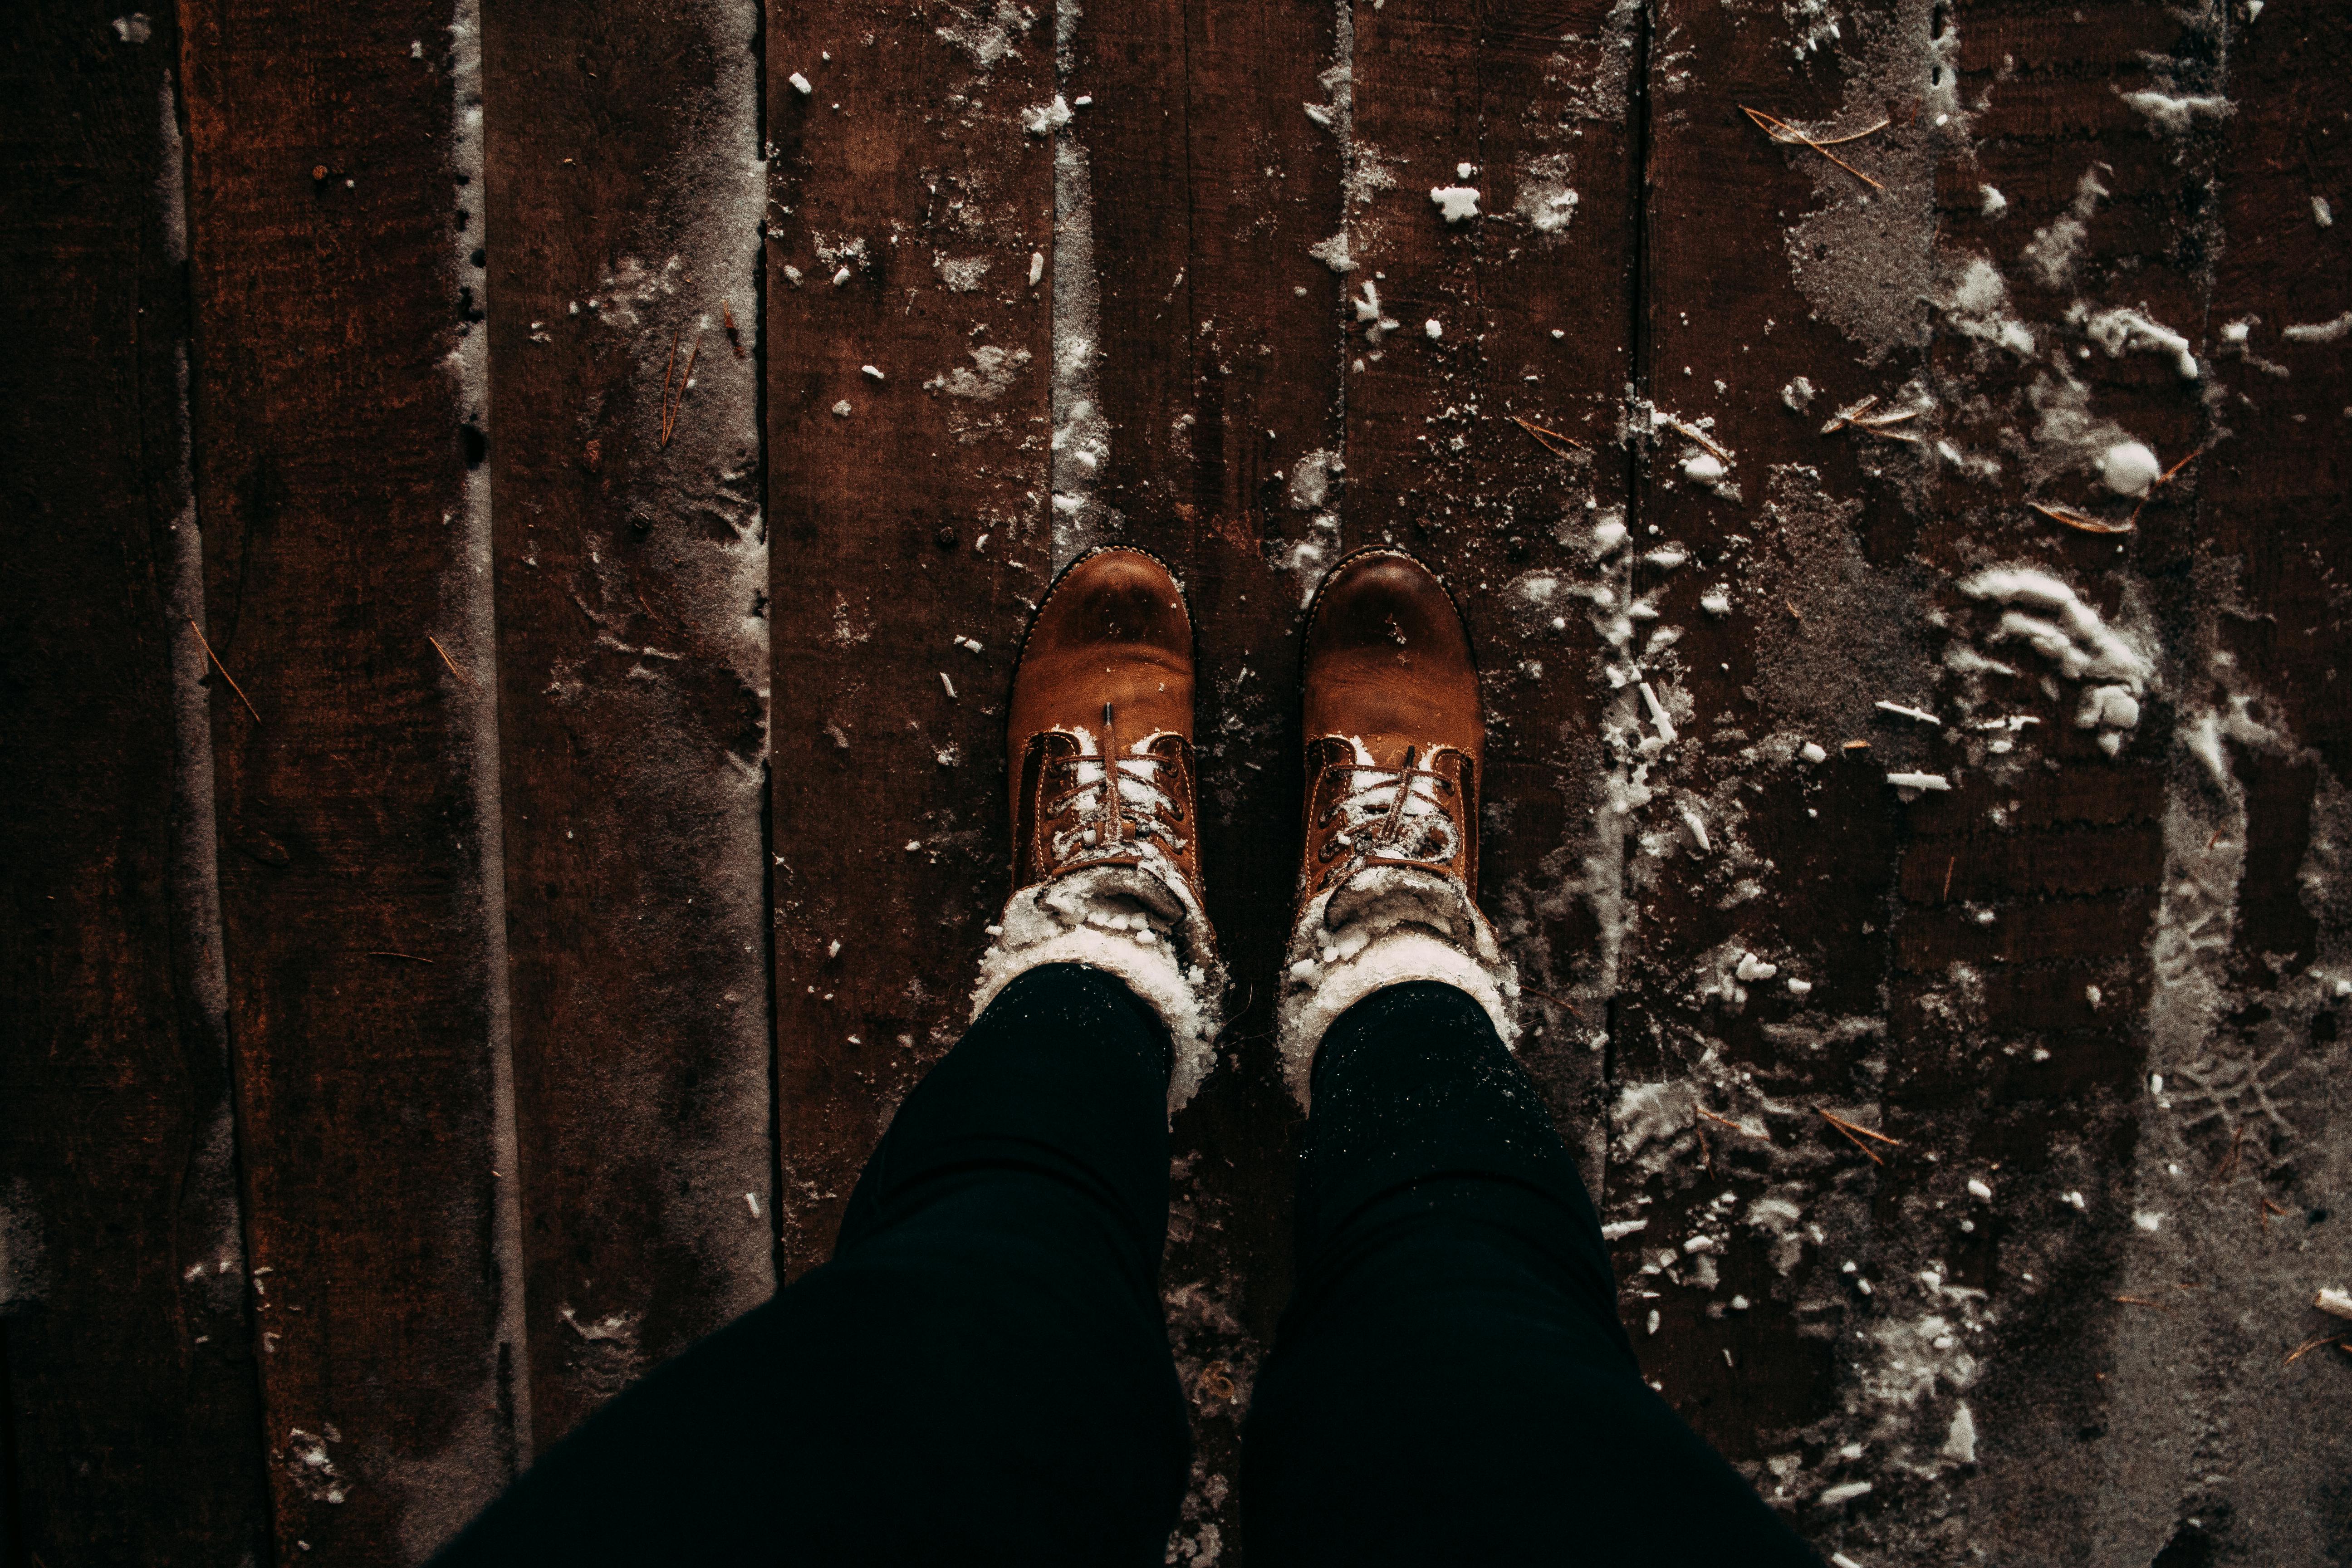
[971,546,1228,1111]
[1275,547,1519,1111]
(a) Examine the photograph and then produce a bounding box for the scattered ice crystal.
[789,71,812,95]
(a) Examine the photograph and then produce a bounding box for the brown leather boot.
[1276,548,1517,1109]
[973,546,1226,1109]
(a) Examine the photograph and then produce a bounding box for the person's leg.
[432,962,1189,1568]
[1241,980,1821,1568]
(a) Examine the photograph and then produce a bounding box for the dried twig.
[1741,105,1888,191]
[428,635,476,687]
[185,617,260,722]
[366,951,436,963]
[1942,855,1956,901]
[1512,414,1589,459]
[2113,1295,2171,1310]
[2284,1333,2346,1366]
[2030,500,2136,535]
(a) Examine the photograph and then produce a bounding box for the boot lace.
[1045,701,1187,867]
[1315,746,1459,870]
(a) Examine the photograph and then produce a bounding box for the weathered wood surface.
[763,0,1055,1272]
[1340,0,1639,1161]
[1069,0,1342,1545]
[480,0,775,1450]
[6,0,2349,1562]
[0,6,270,1562]
[177,0,526,1557]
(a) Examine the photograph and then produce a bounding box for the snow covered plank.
[1850,9,2229,1555]
[2141,9,2352,1556]
[0,10,270,1562]
[1340,0,1643,1157]
[1066,0,1345,1548]
[1616,0,1941,1460]
[479,0,774,1448]
[764,0,1054,1277]
[178,1,526,1557]
[2206,7,2352,778]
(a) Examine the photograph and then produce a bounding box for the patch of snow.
[2283,312,2352,344]
[1430,185,1482,223]
[2119,90,2233,134]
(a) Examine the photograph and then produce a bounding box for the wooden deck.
[5,0,2348,1561]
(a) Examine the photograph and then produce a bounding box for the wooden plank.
[1612,0,1930,1469]
[764,1,1056,1274]
[479,0,774,1449]
[1901,5,2224,1556]
[1340,0,1643,1153]
[1065,0,1343,1551]
[0,6,270,1561]
[2157,2,2352,1556]
[2206,5,2352,779]
[178,2,527,1557]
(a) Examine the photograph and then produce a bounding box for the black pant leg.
[431,963,1190,1567]
[1241,981,1820,1568]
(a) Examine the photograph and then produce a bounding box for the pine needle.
[428,635,476,687]
[1741,105,1887,191]
[2031,500,2135,535]
[185,617,260,723]
[1816,1108,1896,1165]
[1520,983,1584,1017]
[1512,415,1589,459]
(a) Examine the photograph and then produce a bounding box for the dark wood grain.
[480,0,775,1449]
[179,1,525,1557]
[1341,0,1641,1173]
[0,6,271,1562]
[1616,0,1927,1467]
[1066,0,1343,1550]
[764,0,1055,1276]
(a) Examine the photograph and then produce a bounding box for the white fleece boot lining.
[972,863,1227,1112]
[1274,865,1518,1113]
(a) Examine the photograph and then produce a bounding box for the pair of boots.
[971,546,1518,1109]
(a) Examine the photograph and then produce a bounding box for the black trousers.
[435,965,1819,1566]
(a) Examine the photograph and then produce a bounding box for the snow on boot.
[1277,548,1518,1111]
[971,546,1227,1111]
